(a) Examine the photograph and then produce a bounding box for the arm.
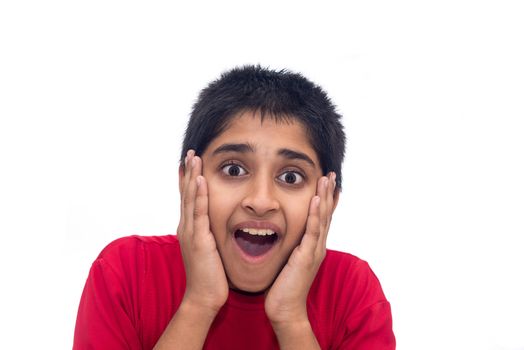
[265,173,337,350]
[154,151,229,350]
[153,300,218,350]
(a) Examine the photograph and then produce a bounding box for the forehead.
[204,112,319,162]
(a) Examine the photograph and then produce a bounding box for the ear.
[178,163,185,195]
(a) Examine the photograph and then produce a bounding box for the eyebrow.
[212,143,316,167]
[277,149,316,167]
[212,143,255,155]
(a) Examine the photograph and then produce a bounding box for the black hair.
[181,65,346,189]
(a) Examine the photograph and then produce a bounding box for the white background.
[1,1,523,349]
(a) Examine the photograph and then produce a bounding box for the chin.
[228,276,273,294]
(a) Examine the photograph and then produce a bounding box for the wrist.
[154,296,221,349]
[271,318,320,350]
[179,296,223,322]
[266,303,308,327]
[270,314,310,334]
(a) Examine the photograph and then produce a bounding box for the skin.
[154,111,338,350]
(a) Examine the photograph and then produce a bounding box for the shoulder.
[312,249,389,310]
[94,235,181,274]
[321,249,378,283]
[323,248,363,267]
[309,250,395,347]
[97,235,179,257]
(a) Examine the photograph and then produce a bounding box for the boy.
[74,66,395,349]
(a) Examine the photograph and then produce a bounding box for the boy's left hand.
[265,172,337,329]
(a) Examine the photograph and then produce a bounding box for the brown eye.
[222,164,247,177]
[278,171,304,185]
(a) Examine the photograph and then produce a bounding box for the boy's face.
[200,111,326,293]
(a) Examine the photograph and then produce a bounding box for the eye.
[221,163,247,177]
[277,171,304,185]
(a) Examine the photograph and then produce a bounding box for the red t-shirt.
[74,235,395,349]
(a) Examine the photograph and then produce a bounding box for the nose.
[241,175,280,217]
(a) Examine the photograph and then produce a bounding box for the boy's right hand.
[154,152,227,349]
[177,150,229,316]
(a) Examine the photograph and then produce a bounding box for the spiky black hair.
[181,65,346,189]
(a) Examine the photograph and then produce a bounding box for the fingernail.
[196,176,202,187]
[323,177,329,189]
[191,157,196,168]
[313,195,320,207]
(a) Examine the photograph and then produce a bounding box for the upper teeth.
[241,228,276,236]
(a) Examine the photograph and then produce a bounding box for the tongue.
[235,230,277,257]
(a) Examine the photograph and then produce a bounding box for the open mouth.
[234,228,279,257]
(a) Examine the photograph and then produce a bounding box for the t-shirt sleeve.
[339,300,395,349]
[337,260,396,350]
[73,242,142,350]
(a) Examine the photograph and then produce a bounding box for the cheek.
[207,176,235,204]
[283,192,314,234]
[206,177,239,229]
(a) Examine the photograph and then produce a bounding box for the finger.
[299,195,321,254]
[181,150,195,199]
[178,153,189,237]
[318,176,329,243]
[320,172,336,249]
[193,175,211,240]
[182,153,200,236]
[179,150,195,232]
